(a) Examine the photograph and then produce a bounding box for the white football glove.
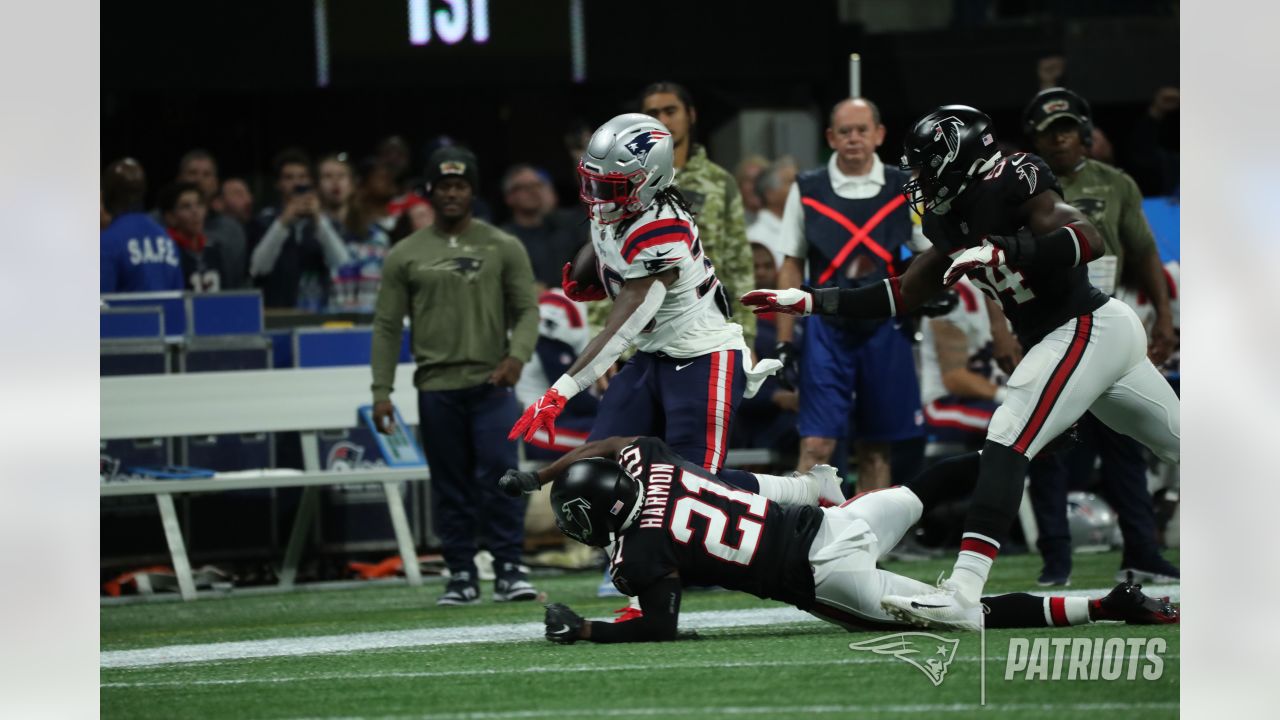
[739,288,814,316]
[943,242,1007,287]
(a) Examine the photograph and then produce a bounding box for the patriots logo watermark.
[1017,163,1039,195]
[848,632,960,686]
[624,130,670,165]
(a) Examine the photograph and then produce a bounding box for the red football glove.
[739,288,814,316]
[509,388,569,444]
[943,241,1006,287]
[562,262,606,302]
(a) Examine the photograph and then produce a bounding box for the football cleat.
[437,571,480,606]
[1094,581,1179,625]
[881,579,983,632]
[801,464,846,507]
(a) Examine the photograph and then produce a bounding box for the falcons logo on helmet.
[559,497,595,543]
[931,116,966,170]
[624,130,669,165]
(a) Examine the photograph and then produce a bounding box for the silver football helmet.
[578,113,675,224]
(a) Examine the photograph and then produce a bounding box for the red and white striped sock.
[951,532,1000,603]
[1044,596,1092,626]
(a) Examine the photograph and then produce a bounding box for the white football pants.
[807,487,938,628]
[987,298,1180,463]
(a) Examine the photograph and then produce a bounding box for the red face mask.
[577,162,645,224]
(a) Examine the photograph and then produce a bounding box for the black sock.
[962,441,1030,546]
[982,592,1049,629]
[902,451,981,510]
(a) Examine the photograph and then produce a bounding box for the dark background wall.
[102,0,1178,212]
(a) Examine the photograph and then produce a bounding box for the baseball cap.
[425,145,480,191]
[1023,87,1091,134]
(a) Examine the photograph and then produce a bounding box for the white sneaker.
[800,464,846,507]
[880,579,983,632]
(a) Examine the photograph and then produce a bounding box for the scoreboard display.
[326,0,573,87]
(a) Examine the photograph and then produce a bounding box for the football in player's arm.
[742,186,1103,323]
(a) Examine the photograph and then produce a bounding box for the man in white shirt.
[771,98,930,488]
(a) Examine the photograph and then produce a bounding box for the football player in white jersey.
[510,113,793,491]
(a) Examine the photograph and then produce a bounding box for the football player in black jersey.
[500,436,1176,642]
[741,105,1180,630]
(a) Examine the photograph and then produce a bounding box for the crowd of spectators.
[101,75,1180,583]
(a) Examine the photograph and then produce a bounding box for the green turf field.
[101,550,1178,719]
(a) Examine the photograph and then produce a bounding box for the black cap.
[425,145,480,191]
[1023,87,1092,135]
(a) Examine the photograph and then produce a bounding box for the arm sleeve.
[588,575,682,643]
[1117,173,1158,259]
[315,216,354,269]
[502,237,540,363]
[777,183,806,259]
[370,251,409,403]
[249,219,291,277]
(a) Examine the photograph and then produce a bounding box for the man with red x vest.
[775,98,930,487]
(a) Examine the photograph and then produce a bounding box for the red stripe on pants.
[1011,315,1094,455]
[703,352,722,471]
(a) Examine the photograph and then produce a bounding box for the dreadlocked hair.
[614,186,693,238]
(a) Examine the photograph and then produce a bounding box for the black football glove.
[544,603,585,644]
[775,341,801,391]
[919,290,960,318]
[498,469,541,497]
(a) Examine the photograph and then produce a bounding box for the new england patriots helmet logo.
[848,632,960,686]
[624,130,670,165]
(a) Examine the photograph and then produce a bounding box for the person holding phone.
[248,148,352,310]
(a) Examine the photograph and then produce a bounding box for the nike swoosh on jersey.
[1011,154,1026,165]
[653,249,673,257]
[675,362,694,371]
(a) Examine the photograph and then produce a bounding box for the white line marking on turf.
[290,703,1178,719]
[101,655,1179,690]
[100,584,1177,670]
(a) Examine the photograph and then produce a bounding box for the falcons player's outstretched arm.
[508,268,677,444]
[990,191,1104,269]
[498,435,640,496]
[583,573,682,643]
[740,247,949,320]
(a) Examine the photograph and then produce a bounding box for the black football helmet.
[900,105,1001,215]
[549,457,643,547]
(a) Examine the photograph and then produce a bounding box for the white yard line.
[101,584,1178,671]
[102,654,1180,690]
